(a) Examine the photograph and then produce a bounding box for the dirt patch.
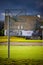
[0,42,43,46]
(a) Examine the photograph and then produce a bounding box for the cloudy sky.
[0,0,43,20]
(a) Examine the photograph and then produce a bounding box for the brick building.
[4,15,43,36]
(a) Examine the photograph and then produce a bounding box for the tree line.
[0,21,4,36]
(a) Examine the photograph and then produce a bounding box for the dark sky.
[0,0,43,20]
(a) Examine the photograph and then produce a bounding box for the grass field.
[0,45,43,65]
[0,36,43,42]
[0,46,43,60]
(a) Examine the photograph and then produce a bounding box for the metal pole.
[8,15,10,58]
[5,9,10,58]
[42,29,43,40]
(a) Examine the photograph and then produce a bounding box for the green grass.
[0,46,43,60]
[0,36,43,42]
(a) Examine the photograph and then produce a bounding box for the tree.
[0,21,4,36]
